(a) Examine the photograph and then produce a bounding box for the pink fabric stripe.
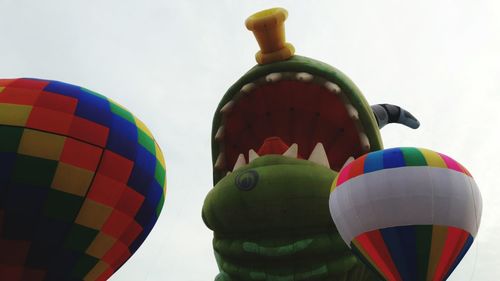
[336,161,353,186]
[438,153,463,174]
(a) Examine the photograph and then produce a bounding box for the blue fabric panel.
[74,90,112,127]
[106,115,138,160]
[43,80,84,99]
[383,147,406,169]
[363,149,384,173]
[380,225,417,281]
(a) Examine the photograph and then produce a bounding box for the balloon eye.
[235,170,259,191]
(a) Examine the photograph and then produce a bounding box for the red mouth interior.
[222,80,363,171]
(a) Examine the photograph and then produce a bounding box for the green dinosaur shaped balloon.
[202,8,419,281]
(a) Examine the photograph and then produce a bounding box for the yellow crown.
[245,8,295,65]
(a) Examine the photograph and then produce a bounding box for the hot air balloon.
[329,147,482,281]
[0,78,166,281]
[202,8,421,281]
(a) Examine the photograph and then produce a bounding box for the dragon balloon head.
[203,7,419,281]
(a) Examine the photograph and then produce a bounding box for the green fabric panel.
[400,147,427,166]
[0,126,23,152]
[154,160,166,186]
[64,224,99,252]
[156,193,165,217]
[109,102,135,124]
[81,87,108,100]
[43,190,83,222]
[72,254,100,279]
[415,225,433,281]
[12,155,58,187]
[138,129,156,155]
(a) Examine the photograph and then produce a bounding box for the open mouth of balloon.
[214,72,371,174]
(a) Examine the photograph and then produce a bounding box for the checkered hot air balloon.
[329,147,482,281]
[0,78,166,281]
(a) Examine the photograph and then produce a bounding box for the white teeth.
[215,126,224,141]
[282,143,298,158]
[345,104,359,120]
[342,156,355,168]
[265,73,283,82]
[359,133,370,152]
[241,83,256,93]
[308,143,330,168]
[296,72,314,82]
[233,153,246,171]
[249,149,259,162]
[324,81,341,94]
[214,153,225,170]
[220,100,234,114]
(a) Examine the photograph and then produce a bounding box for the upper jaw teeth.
[296,72,314,82]
[214,71,371,174]
[266,73,283,82]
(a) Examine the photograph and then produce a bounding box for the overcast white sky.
[1,1,499,280]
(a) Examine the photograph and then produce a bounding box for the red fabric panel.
[115,187,145,217]
[35,91,78,114]
[349,154,368,179]
[60,138,103,171]
[26,107,73,135]
[98,151,134,183]
[69,117,109,147]
[102,210,134,239]
[0,87,41,106]
[0,265,23,280]
[119,221,143,246]
[102,242,130,269]
[87,174,126,207]
[0,239,31,265]
[432,227,470,281]
[8,78,49,90]
[356,231,402,281]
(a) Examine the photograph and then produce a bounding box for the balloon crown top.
[245,7,295,65]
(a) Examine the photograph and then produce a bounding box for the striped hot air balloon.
[329,147,482,281]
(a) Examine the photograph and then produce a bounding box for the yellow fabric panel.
[330,176,339,193]
[75,200,113,230]
[18,129,66,160]
[0,103,32,126]
[83,260,110,281]
[0,86,4,92]
[419,148,447,168]
[134,117,154,139]
[426,225,448,280]
[155,142,165,168]
[51,163,94,196]
[86,232,116,258]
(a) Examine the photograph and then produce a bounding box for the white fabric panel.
[329,166,481,246]
[467,175,483,232]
